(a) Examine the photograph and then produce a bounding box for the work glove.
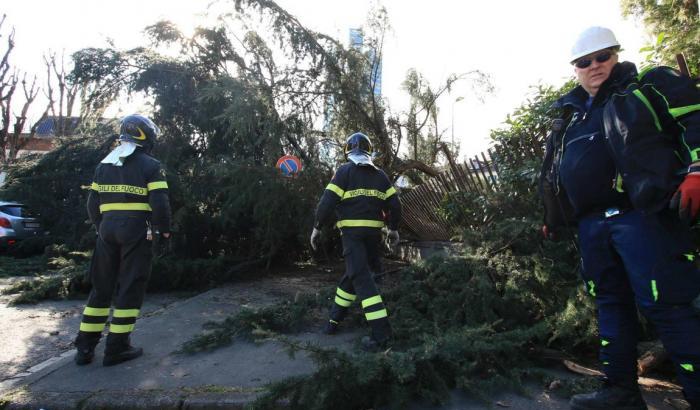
[310,228,321,251]
[542,225,557,241]
[387,230,399,248]
[670,172,700,224]
[153,231,172,256]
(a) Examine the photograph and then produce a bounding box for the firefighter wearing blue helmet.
[311,132,401,350]
[74,114,171,367]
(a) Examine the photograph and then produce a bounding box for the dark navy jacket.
[87,149,171,233]
[314,162,401,231]
[555,62,700,218]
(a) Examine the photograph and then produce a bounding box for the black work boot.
[74,347,94,365]
[103,346,143,367]
[104,333,143,366]
[74,332,100,366]
[322,320,338,335]
[570,380,647,410]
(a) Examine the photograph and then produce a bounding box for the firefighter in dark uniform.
[74,114,171,367]
[310,132,401,350]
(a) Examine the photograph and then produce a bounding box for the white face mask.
[348,152,374,166]
[101,141,138,166]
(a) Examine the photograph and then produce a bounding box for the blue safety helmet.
[344,132,373,157]
[118,114,160,148]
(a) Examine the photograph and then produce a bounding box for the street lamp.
[451,96,464,146]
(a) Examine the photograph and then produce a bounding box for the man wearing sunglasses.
[540,26,700,410]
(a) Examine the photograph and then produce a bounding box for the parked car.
[0,202,44,249]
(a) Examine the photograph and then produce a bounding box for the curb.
[1,389,262,410]
[1,351,75,395]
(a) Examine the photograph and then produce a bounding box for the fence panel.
[399,147,525,240]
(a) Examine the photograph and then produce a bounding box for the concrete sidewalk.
[0,273,688,410]
[0,274,363,409]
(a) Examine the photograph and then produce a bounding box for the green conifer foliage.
[174,81,609,408]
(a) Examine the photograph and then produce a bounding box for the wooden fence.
[399,148,503,241]
[398,128,547,240]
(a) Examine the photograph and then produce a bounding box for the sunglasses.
[574,51,614,69]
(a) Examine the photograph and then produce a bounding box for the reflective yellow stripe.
[133,127,147,140]
[601,339,610,346]
[361,295,383,309]
[83,307,110,316]
[336,288,356,301]
[90,182,99,191]
[669,104,700,119]
[691,148,700,162]
[365,309,388,321]
[326,183,345,198]
[651,280,659,302]
[99,203,152,213]
[334,296,352,307]
[80,322,106,332]
[614,174,624,193]
[336,220,384,228]
[587,280,596,297]
[93,184,148,196]
[681,363,695,372]
[342,189,386,200]
[385,186,397,199]
[637,66,655,80]
[109,324,135,334]
[632,89,662,131]
[147,181,168,191]
[112,309,140,318]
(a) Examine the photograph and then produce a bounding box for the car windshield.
[0,205,33,218]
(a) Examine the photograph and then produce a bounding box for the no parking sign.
[276,155,302,177]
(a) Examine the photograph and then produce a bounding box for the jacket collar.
[555,61,638,111]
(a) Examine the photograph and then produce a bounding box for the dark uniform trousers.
[329,228,391,343]
[75,214,152,353]
[579,208,700,402]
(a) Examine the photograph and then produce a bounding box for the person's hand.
[387,230,399,247]
[670,173,700,223]
[310,228,321,251]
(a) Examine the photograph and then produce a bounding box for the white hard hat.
[570,26,621,63]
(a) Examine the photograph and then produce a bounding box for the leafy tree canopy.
[622,0,700,76]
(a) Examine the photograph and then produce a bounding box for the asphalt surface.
[0,271,689,410]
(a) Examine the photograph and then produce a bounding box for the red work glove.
[670,173,700,223]
[542,225,557,241]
